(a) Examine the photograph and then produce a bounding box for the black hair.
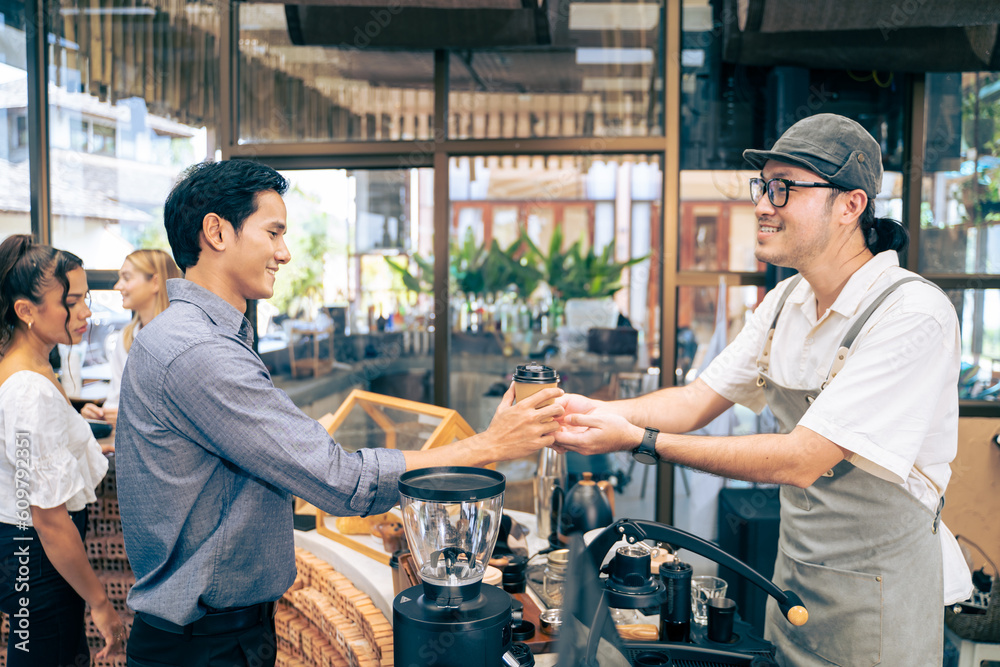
[0,234,84,355]
[827,189,909,256]
[163,160,290,271]
[859,198,909,255]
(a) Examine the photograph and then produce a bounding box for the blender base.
[393,583,514,667]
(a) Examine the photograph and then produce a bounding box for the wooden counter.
[294,509,549,622]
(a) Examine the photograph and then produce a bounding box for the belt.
[137,601,275,637]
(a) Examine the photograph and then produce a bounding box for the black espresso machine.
[555,519,808,667]
[392,468,806,667]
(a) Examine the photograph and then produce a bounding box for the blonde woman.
[82,249,181,425]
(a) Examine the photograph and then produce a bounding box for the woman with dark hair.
[81,249,182,426]
[0,234,126,665]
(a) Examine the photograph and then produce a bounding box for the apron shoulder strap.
[757,275,805,375]
[767,274,805,331]
[823,275,943,389]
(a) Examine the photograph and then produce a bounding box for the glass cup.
[543,548,570,607]
[690,575,727,626]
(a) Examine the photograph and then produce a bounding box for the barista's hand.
[553,410,644,456]
[481,383,564,460]
[554,392,606,420]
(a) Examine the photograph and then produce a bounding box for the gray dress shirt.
[116,279,405,625]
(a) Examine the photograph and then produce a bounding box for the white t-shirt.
[701,251,972,604]
[0,371,108,524]
[104,328,130,409]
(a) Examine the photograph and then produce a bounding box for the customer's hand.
[402,384,564,470]
[91,598,127,658]
[80,403,104,420]
[482,383,564,460]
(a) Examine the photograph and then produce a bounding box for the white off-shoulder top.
[0,370,108,524]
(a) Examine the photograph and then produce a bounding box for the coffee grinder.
[393,467,523,667]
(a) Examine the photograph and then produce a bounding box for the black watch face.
[632,448,658,465]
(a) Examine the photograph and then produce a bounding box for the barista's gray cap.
[743,114,883,197]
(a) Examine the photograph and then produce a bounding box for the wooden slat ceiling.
[240,0,660,93]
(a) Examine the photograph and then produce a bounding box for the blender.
[393,466,524,667]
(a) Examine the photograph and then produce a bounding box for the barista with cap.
[553,113,972,665]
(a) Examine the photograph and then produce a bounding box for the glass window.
[447,1,665,139]
[921,73,1000,275]
[47,0,217,269]
[237,4,434,143]
[676,284,763,385]
[679,171,762,272]
[70,118,89,152]
[263,168,435,405]
[92,123,116,157]
[448,155,661,384]
[0,1,31,240]
[447,154,661,516]
[946,288,1000,401]
[681,2,904,172]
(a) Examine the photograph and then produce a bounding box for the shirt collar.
[786,250,900,318]
[166,279,254,343]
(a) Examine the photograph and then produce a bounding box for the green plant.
[482,232,543,297]
[452,227,488,299]
[384,226,646,306]
[526,226,648,300]
[385,229,543,301]
[132,213,171,252]
[385,253,434,296]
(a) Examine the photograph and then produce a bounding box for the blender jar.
[398,466,505,598]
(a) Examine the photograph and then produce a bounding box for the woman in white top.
[81,249,181,426]
[0,235,125,664]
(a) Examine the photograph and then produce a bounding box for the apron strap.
[912,464,945,533]
[821,276,943,390]
[757,275,804,375]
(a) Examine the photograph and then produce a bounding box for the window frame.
[17,2,999,535]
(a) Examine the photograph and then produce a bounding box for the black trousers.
[126,612,277,667]
[0,509,89,667]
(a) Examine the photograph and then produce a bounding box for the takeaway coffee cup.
[513,363,560,407]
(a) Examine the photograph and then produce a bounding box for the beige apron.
[758,276,944,666]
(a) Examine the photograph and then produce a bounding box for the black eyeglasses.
[749,177,841,207]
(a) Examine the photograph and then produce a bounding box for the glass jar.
[543,548,570,607]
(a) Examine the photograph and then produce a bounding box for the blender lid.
[398,466,505,502]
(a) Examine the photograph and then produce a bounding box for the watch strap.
[632,427,660,465]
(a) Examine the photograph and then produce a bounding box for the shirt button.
[805,338,814,344]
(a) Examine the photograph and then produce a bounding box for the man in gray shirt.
[116,160,563,667]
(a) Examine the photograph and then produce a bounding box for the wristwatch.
[632,427,660,465]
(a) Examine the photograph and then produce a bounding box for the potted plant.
[526,226,648,330]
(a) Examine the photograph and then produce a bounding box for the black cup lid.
[398,466,505,502]
[513,362,559,384]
